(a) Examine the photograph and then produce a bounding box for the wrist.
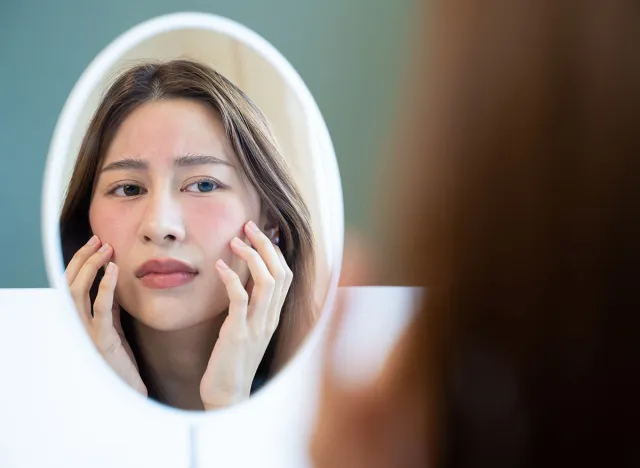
[202,393,247,410]
[201,386,250,410]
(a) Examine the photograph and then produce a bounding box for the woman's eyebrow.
[99,154,233,173]
[175,154,234,168]
[100,157,146,173]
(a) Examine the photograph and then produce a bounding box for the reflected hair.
[59,59,316,401]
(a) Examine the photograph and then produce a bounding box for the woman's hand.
[66,236,147,396]
[200,221,292,410]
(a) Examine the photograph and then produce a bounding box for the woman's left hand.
[200,221,292,410]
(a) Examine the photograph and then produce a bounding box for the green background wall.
[0,0,413,287]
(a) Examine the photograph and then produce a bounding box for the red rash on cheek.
[187,200,246,235]
[88,195,257,257]
[89,204,130,252]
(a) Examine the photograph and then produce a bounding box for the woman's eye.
[184,180,219,193]
[112,184,144,197]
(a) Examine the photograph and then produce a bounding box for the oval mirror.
[42,12,343,414]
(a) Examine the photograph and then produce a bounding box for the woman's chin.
[132,312,209,332]
[125,299,226,332]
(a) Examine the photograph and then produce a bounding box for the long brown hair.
[60,59,316,401]
[376,1,640,467]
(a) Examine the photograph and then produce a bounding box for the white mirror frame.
[42,12,344,424]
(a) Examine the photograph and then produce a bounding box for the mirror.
[42,12,343,412]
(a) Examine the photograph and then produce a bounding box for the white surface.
[0,286,419,467]
[41,14,344,431]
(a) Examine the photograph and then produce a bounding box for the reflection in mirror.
[53,23,340,411]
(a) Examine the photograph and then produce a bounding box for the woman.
[312,0,640,467]
[60,59,317,410]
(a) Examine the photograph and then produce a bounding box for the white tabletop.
[0,286,419,468]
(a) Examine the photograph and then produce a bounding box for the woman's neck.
[131,312,227,410]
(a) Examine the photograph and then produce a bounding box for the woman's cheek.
[89,204,130,250]
[187,200,251,279]
[187,199,248,241]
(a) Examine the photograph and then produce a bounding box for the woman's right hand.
[65,235,147,396]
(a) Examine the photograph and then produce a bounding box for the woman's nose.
[137,192,186,245]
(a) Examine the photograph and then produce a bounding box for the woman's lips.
[139,271,197,289]
[135,258,198,289]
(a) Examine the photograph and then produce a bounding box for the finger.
[65,235,101,284]
[268,245,294,331]
[216,259,249,327]
[92,262,123,354]
[93,262,117,330]
[244,276,255,300]
[230,237,275,320]
[243,221,285,284]
[273,245,293,310]
[69,243,113,313]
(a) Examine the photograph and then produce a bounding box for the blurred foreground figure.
[312,1,640,467]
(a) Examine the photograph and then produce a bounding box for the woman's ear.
[262,212,280,245]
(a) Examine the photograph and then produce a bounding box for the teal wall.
[0,1,412,287]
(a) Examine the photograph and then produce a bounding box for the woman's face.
[89,98,264,331]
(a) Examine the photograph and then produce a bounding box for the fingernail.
[88,235,99,246]
[99,243,110,253]
[106,262,116,274]
[216,259,229,269]
[247,221,259,232]
[232,237,245,247]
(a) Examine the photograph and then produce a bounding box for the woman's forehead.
[103,99,235,166]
